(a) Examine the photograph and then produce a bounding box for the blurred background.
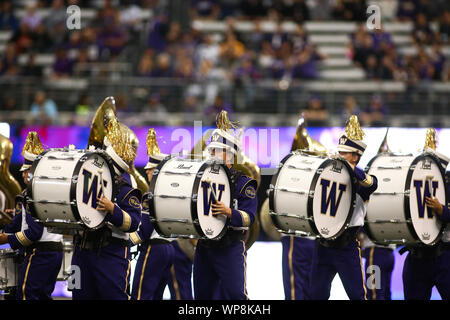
[1,0,449,300]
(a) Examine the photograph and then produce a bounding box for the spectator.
[290,0,310,23]
[73,47,92,77]
[96,17,128,60]
[412,13,434,45]
[0,1,19,32]
[196,34,220,66]
[74,93,92,116]
[21,2,42,32]
[302,96,329,126]
[52,46,74,78]
[182,93,200,114]
[174,56,194,78]
[0,42,20,76]
[293,45,326,79]
[289,24,308,53]
[141,93,168,125]
[30,90,58,125]
[45,0,66,45]
[415,46,434,80]
[439,10,450,43]
[310,0,333,21]
[397,0,417,21]
[360,95,388,127]
[239,0,267,19]
[147,11,169,52]
[11,23,34,54]
[1,95,20,125]
[429,43,446,81]
[377,0,399,22]
[94,0,119,28]
[340,96,361,123]
[120,0,144,34]
[204,94,232,125]
[151,52,173,77]
[265,21,288,52]
[190,0,221,20]
[219,31,246,66]
[21,52,43,77]
[136,49,155,77]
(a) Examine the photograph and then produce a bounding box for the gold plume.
[146,128,161,156]
[423,128,437,151]
[87,96,117,149]
[106,118,136,165]
[216,110,239,131]
[344,115,365,141]
[22,131,45,156]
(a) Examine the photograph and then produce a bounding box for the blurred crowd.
[0,0,449,126]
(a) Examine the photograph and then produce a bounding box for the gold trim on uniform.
[137,245,152,300]
[356,240,368,300]
[239,179,253,195]
[241,240,249,300]
[238,210,250,227]
[124,247,131,300]
[360,174,373,187]
[130,232,142,245]
[369,247,376,300]
[22,248,36,300]
[120,209,132,231]
[288,236,295,300]
[16,232,32,246]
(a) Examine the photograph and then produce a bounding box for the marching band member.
[71,118,142,300]
[193,111,258,300]
[401,130,450,300]
[309,115,378,300]
[0,132,63,300]
[358,229,395,300]
[130,128,176,300]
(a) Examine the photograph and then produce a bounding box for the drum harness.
[398,241,450,259]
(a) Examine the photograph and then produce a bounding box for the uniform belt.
[198,229,246,249]
[74,229,129,251]
[27,241,63,252]
[319,227,360,249]
[400,242,449,259]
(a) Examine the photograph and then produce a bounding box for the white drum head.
[408,155,445,245]
[195,163,231,239]
[74,152,115,229]
[312,160,354,239]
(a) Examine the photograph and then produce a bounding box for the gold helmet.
[337,115,366,155]
[423,128,449,170]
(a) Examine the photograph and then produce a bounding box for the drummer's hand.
[4,209,14,216]
[0,233,8,245]
[211,201,232,218]
[96,196,115,214]
[425,196,443,216]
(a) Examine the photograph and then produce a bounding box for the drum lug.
[193,219,200,226]
[72,175,78,184]
[308,190,315,197]
[404,189,410,197]
[147,192,154,200]
[192,194,198,203]
[316,168,323,174]
[196,171,204,178]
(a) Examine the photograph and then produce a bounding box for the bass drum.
[270,151,356,239]
[149,157,233,240]
[28,148,118,231]
[365,152,447,246]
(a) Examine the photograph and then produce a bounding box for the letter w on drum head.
[320,179,347,217]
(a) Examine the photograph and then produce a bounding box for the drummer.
[193,111,258,300]
[0,132,63,300]
[130,128,176,300]
[309,115,378,300]
[70,118,142,300]
[402,146,450,300]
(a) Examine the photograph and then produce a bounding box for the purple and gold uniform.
[71,171,141,300]
[193,169,258,300]
[3,190,63,300]
[309,116,377,300]
[281,235,315,300]
[130,194,175,300]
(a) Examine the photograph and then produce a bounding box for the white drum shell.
[366,154,445,245]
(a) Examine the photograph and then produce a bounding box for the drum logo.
[82,169,108,209]
[421,232,430,241]
[201,182,225,216]
[413,179,438,219]
[93,157,104,169]
[320,179,347,217]
[205,228,214,236]
[331,161,343,174]
[177,164,193,170]
[320,228,330,235]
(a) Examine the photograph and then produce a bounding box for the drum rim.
[148,156,232,240]
[403,152,447,246]
[70,150,118,230]
[269,151,320,236]
[309,157,357,240]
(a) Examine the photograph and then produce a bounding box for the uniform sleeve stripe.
[360,174,373,187]
[16,232,32,246]
[130,232,142,245]
[120,209,132,231]
[238,210,250,227]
